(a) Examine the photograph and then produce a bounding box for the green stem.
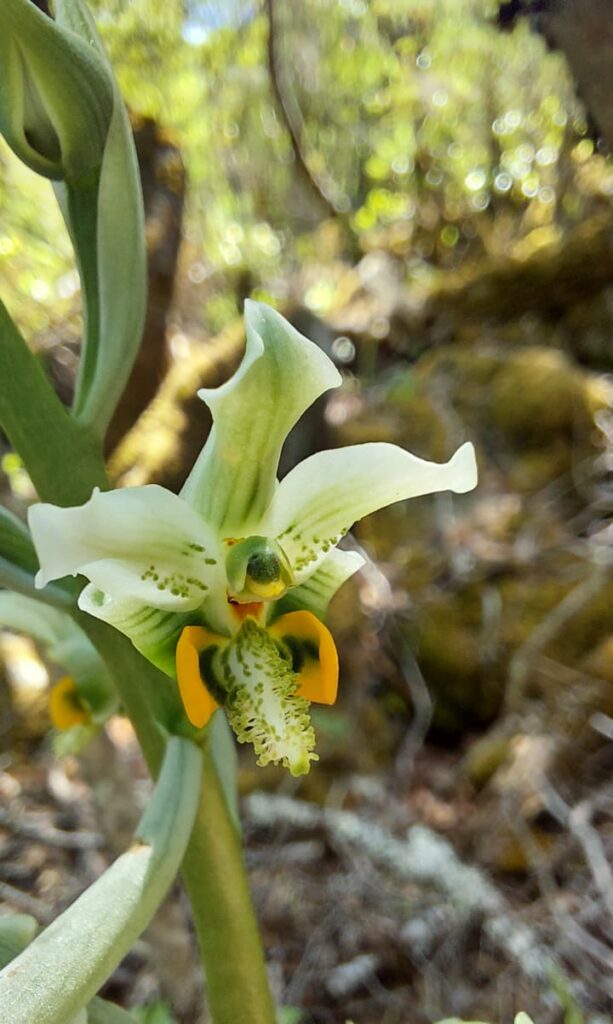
[182,752,277,1024]
[0,557,72,607]
[0,299,104,505]
[0,738,201,1024]
[78,623,276,1024]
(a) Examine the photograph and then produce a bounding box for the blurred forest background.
[1,1,612,1022]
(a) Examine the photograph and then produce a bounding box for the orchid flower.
[0,591,116,742]
[29,302,477,775]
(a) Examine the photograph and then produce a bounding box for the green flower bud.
[0,0,114,182]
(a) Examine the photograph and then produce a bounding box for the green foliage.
[0,914,39,967]
[2,0,609,346]
[278,1009,303,1024]
[550,970,585,1024]
[130,1000,177,1024]
[0,145,75,338]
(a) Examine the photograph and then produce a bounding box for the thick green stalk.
[0,737,202,1024]
[182,752,277,1024]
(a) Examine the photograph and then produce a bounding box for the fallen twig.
[245,792,557,987]
[0,807,104,851]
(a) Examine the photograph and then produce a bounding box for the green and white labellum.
[181,301,341,534]
[219,618,317,777]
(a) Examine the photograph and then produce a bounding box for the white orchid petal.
[266,441,477,581]
[79,558,206,612]
[274,547,365,620]
[79,585,187,676]
[29,485,220,612]
[181,301,341,534]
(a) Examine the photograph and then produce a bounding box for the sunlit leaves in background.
[0,143,76,339]
[1,0,611,338]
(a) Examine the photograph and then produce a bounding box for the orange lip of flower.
[50,676,91,731]
[227,598,264,622]
[176,625,222,729]
[269,611,339,706]
[175,610,340,732]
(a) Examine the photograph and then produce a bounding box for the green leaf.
[130,1000,177,1024]
[0,915,38,969]
[0,916,137,1023]
[279,1009,303,1024]
[50,0,147,436]
[209,711,240,831]
[0,737,202,1024]
[67,1012,88,1024]
[0,507,38,576]
[87,1000,139,1024]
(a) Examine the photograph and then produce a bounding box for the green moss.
[487,348,589,443]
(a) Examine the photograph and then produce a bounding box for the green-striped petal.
[79,585,188,677]
[265,441,477,582]
[29,485,221,612]
[273,547,364,620]
[181,301,341,534]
